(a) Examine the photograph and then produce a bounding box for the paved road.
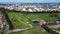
[0,12,3,32]
[9,27,32,33]
[2,13,9,34]
[49,24,60,28]
[9,23,33,33]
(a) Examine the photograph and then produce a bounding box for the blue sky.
[0,0,60,3]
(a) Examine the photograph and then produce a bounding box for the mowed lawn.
[6,12,30,29]
[25,13,59,22]
[0,32,2,34]
[6,12,60,29]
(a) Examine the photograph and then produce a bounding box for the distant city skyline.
[0,0,60,3]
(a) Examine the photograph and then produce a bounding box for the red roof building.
[39,19,46,25]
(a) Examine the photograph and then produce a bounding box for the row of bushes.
[41,25,59,34]
[2,11,14,30]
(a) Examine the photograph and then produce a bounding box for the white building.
[22,8,27,11]
[28,8,33,12]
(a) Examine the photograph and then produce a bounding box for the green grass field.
[6,12,60,34]
[6,12,31,29]
[0,32,2,34]
[7,12,60,26]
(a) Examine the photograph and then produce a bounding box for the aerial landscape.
[0,0,60,34]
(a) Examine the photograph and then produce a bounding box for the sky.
[0,0,60,3]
